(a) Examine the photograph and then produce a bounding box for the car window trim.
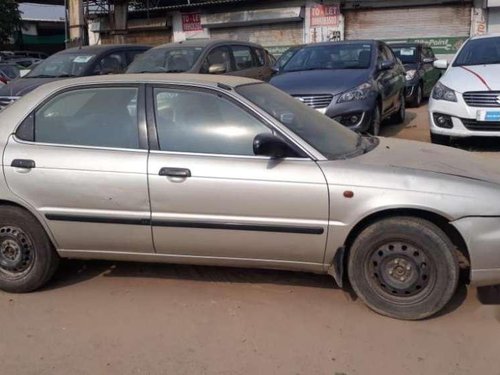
[146,83,312,159]
[13,83,149,151]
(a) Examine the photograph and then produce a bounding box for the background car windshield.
[27,54,96,77]
[0,65,20,79]
[453,37,500,66]
[392,46,418,64]
[127,47,203,73]
[283,43,372,71]
[236,83,360,159]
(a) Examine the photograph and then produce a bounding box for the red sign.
[182,12,202,32]
[310,4,340,27]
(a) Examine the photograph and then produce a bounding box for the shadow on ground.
[380,111,418,138]
[45,259,339,292]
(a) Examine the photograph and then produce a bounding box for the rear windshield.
[283,43,372,72]
[453,37,500,66]
[127,47,204,73]
[392,46,418,64]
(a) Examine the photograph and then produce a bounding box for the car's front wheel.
[0,206,59,293]
[348,216,459,320]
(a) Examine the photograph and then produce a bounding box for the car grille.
[292,94,333,109]
[463,92,500,108]
[461,118,500,131]
[0,96,20,111]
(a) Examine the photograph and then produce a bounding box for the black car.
[0,63,21,84]
[390,43,441,107]
[270,40,406,135]
[127,39,275,81]
[0,44,150,110]
[274,45,304,70]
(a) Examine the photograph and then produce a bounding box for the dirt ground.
[2,104,500,375]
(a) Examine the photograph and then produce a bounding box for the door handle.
[159,167,191,178]
[11,159,35,169]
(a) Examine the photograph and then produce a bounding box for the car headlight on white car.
[405,70,417,81]
[337,82,373,103]
[432,81,457,102]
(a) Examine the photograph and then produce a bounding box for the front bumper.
[429,93,500,137]
[452,216,500,286]
[323,94,377,133]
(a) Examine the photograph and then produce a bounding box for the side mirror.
[378,60,395,71]
[271,66,280,74]
[208,64,226,74]
[423,57,435,64]
[433,59,449,69]
[253,133,292,159]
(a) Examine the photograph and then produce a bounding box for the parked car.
[429,34,500,145]
[0,44,150,111]
[0,63,21,84]
[269,40,406,135]
[390,43,441,107]
[127,39,275,81]
[1,73,500,320]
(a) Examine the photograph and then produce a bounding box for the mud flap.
[327,246,345,288]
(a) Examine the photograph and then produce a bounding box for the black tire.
[388,91,406,124]
[0,206,59,293]
[408,84,423,108]
[347,217,459,320]
[369,105,381,136]
[430,132,451,146]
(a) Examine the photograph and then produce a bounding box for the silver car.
[1,74,500,320]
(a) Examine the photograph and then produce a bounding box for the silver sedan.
[0,74,499,320]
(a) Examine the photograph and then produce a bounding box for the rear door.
[252,47,273,81]
[229,45,261,79]
[146,84,329,267]
[3,84,153,254]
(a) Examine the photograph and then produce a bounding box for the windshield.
[27,53,96,78]
[0,65,20,79]
[236,83,361,159]
[283,43,372,72]
[454,37,500,66]
[127,47,204,73]
[392,46,418,64]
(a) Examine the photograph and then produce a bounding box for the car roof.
[59,44,151,55]
[150,39,263,50]
[387,42,422,48]
[34,73,260,92]
[470,33,500,40]
[302,40,377,48]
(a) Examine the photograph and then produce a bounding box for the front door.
[147,85,329,267]
[3,85,153,253]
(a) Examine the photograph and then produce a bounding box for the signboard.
[386,37,467,55]
[305,3,343,43]
[310,4,340,27]
[182,12,202,32]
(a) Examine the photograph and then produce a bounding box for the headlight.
[406,70,417,81]
[432,81,457,102]
[337,82,373,103]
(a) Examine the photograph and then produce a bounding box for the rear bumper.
[452,216,500,286]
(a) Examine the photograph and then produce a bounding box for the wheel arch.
[340,208,470,284]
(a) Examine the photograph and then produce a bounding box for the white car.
[429,34,500,145]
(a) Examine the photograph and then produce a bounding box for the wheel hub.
[0,226,34,274]
[369,242,430,297]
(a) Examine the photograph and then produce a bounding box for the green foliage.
[0,0,22,44]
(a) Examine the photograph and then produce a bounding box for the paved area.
[2,105,500,375]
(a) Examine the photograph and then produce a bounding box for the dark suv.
[390,43,441,107]
[270,40,406,135]
[127,39,275,81]
[0,44,150,110]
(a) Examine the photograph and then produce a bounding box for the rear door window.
[232,45,256,71]
[200,46,233,73]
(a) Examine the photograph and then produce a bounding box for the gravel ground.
[1,104,500,375]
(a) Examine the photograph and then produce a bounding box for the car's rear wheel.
[430,132,451,146]
[0,206,59,293]
[348,217,459,320]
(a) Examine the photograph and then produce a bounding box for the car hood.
[358,137,500,185]
[441,64,500,93]
[0,77,64,97]
[270,69,370,96]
